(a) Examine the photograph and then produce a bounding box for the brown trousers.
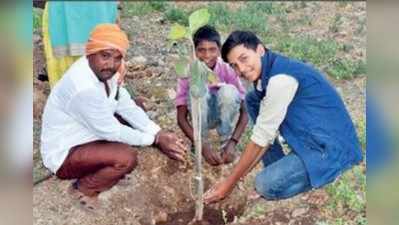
[56,140,138,197]
[55,110,145,197]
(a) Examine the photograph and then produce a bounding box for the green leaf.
[176,42,189,56]
[168,24,188,40]
[190,59,208,98]
[189,8,210,35]
[207,71,219,85]
[175,56,189,77]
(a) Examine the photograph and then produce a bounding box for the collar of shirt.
[213,57,223,72]
[81,56,118,98]
[213,57,223,73]
[82,56,102,85]
[254,49,278,92]
[256,79,263,91]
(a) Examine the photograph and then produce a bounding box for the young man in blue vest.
[204,31,363,203]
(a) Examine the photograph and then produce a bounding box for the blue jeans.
[189,84,241,145]
[246,90,312,200]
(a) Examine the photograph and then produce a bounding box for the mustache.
[100,68,116,74]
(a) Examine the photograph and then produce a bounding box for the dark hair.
[221,31,264,62]
[193,25,221,49]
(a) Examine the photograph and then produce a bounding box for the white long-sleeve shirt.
[40,56,161,173]
[250,74,298,147]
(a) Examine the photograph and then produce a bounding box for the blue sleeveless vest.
[253,50,363,188]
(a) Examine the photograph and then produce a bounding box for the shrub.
[165,6,189,26]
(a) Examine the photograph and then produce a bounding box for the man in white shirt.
[40,24,185,211]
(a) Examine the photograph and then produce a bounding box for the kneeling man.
[40,24,185,211]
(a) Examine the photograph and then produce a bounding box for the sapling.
[167,8,218,221]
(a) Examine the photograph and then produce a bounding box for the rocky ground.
[33,2,365,225]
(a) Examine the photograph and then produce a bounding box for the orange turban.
[85,23,129,57]
[85,24,129,84]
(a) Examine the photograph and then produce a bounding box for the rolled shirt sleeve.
[68,87,158,146]
[175,78,190,107]
[250,74,298,147]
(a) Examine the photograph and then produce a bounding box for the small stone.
[292,207,308,217]
[339,31,348,37]
[167,89,176,100]
[132,56,147,65]
[150,68,162,77]
[345,4,353,10]
[33,34,41,43]
[158,59,165,66]
[149,60,159,67]
[157,17,166,24]
[146,111,157,119]
[145,69,153,77]
[154,211,168,223]
[130,64,146,71]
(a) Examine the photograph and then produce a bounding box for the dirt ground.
[33,2,365,225]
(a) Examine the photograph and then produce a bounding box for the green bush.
[356,117,366,151]
[271,35,366,80]
[33,8,43,31]
[355,17,366,36]
[149,0,169,12]
[354,60,367,75]
[237,127,252,152]
[326,166,366,213]
[245,1,284,15]
[164,6,189,26]
[327,58,366,80]
[233,6,268,32]
[320,217,367,225]
[208,2,284,33]
[208,3,232,32]
[274,35,339,67]
[329,14,342,33]
[355,215,367,225]
[121,2,158,17]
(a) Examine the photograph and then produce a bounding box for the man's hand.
[202,142,223,166]
[155,130,186,162]
[204,179,235,204]
[221,140,237,164]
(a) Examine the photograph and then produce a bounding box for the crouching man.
[40,24,185,212]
